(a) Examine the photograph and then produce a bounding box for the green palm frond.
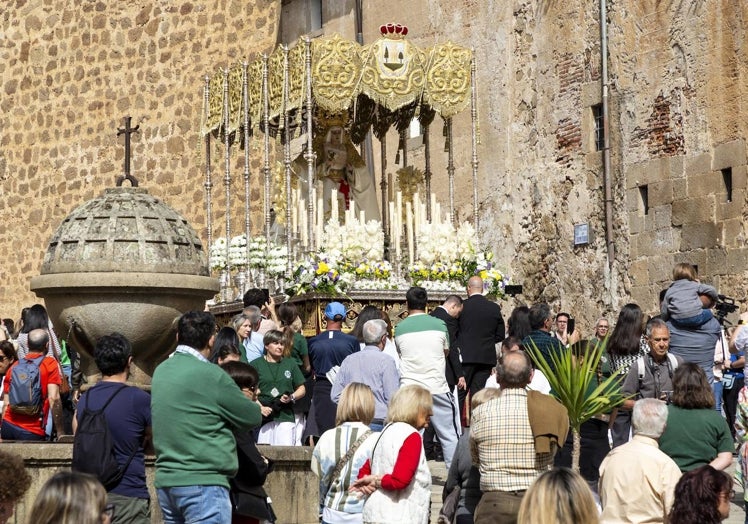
[525,339,629,433]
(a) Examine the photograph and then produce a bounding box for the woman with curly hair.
[0,450,31,524]
[668,465,732,523]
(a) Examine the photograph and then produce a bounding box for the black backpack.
[72,384,137,490]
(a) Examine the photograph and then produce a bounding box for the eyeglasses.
[0,356,8,362]
[598,325,609,330]
[103,503,115,519]
[724,489,736,499]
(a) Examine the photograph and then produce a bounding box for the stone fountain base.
[31,272,218,389]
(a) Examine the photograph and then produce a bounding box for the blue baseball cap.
[324,302,347,321]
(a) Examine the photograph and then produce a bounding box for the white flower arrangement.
[228,234,248,268]
[320,218,384,261]
[209,237,228,271]
[266,245,288,276]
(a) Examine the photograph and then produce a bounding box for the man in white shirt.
[598,398,682,523]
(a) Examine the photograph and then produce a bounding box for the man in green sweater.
[152,310,262,523]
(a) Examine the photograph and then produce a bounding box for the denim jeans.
[157,485,231,524]
[0,421,45,441]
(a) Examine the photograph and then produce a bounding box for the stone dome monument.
[30,185,219,388]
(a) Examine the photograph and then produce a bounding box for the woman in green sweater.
[251,330,306,446]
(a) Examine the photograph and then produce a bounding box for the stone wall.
[2,1,747,334]
[0,1,280,317]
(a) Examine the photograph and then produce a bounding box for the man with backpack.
[621,318,682,411]
[72,333,151,524]
[0,328,63,441]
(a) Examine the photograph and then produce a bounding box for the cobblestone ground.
[427,458,747,524]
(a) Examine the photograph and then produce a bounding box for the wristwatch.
[290,393,296,403]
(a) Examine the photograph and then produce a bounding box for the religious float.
[200,24,512,332]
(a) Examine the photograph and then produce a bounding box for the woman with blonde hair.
[312,383,380,524]
[517,467,598,524]
[28,471,112,524]
[351,384,433,524]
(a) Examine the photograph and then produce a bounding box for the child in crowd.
[660,263,718,328]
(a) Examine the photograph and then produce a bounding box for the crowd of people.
[1,261,747,523]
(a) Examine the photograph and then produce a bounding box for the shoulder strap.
[325,428,373,498]
[667,353,678,378]
[85,383,128,412]
[330,429,373,483]
[637,355,645,382]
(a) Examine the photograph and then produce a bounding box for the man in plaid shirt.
[470,351,566,524]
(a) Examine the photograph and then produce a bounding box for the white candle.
[406,202,414,266]
[291,190,298,234]
[388,201,396,244]
[360,210,366,224]
[300,199,308,247]
[435,202,441,225]
[316,198,324,248]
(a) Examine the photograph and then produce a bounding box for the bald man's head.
[497,350,532,389]
[27,329,49,352]
[467,276,484,296]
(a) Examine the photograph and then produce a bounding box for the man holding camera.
[620,318,683,411]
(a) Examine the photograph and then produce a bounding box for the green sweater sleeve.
[217,371,262,431]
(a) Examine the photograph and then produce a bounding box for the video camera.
[715,294,739,323]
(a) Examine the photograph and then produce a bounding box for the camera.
[661,390,673,405]
[715,294,739,323]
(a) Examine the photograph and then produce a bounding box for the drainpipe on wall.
[601,0,615,269]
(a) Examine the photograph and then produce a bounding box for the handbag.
[438,485,461,524]
[233,490,276,521]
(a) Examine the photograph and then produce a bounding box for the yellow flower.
[317,262,330,274]
[479,269,488,280]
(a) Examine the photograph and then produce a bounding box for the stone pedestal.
[4,444,318,524]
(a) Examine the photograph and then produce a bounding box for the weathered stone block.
[721,217,745,248]
[686,172,719,199]
[706,247,728,275]
[671,196,715,226]
[727,248,748,274]
[680,222,723,250]
[648,179,673,206]
[712,139,746,171]
[628,212,645,234]
[629,258,650,285]
[715,199,741,222]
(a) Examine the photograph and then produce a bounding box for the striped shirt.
[311,422,379,518]
[469,388,554,491]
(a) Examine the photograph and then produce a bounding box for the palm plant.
[525,339,628,472]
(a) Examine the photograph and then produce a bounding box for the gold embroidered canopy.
[201,28,473,138]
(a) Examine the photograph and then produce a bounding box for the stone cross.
[116,116,140,187]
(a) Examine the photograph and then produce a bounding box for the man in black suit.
[456,276,505,423]
[425,295,465,459]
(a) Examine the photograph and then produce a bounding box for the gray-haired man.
[331,319,400,431]
[599,398,682,523]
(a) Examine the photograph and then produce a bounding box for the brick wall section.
[632,93,686,157]
[554,53,584,167]
[0,1,279,316]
